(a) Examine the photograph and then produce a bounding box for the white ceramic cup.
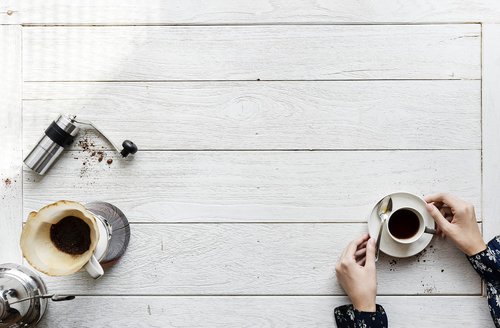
[385,206,435,244]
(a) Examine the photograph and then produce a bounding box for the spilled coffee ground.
[76,136,113,178]
[50,216,91,255]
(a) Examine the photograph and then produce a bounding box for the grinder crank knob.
[120,140,138,157]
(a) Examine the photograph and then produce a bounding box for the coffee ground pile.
[50,216,91,255]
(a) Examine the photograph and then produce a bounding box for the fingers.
[435,225,446,239]
[425,203,451,232]
[355,248,367,265]
[355,239,368,253]
[440,206,452,219]
[357,257,366,266]
[358,233,370,244]
[342,236,374,268]
[364,238,376,268]
[355,247,367,258]
[358,240,368,249]
[424,193,461,208]
[341,234,369,261]
[432,201,444,209]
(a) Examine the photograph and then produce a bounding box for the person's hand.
[335,233,377,312]
[424,193,486,256]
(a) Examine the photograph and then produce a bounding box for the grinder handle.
[73,119,138,157]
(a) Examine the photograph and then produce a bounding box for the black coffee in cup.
[388,209,420,239]
[50,216,91,255]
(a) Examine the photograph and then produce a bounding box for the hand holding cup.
[424,193,486,256]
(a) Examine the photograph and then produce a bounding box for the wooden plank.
[37,296,494,328]
[37,223,480,295]
[0,0,19,24]
[22,25,481,81]
[18,1,500,25]
[0,25,22,263]
[482,25,500,243]
[22,80,481,151]
[22,150,481,223]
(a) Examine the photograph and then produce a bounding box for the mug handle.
[84,254,104,279]
[424,227,436,235]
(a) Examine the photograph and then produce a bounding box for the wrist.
[463,240,487,257]
[352,299,376,312]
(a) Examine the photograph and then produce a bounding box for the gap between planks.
[49,294,485,297]
[34,149,480,152]
[20,22,484,27]
[23,78,482,83]
[124,221,483,224]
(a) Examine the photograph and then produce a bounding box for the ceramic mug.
[385,206,435,244]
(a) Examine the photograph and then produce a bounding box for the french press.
[0,263,74,327]
[24,114,138,175]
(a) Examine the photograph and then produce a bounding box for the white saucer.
[367,192,435,258]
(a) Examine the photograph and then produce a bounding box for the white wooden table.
[1,2,500,327]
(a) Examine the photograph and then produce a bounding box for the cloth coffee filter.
[20,200,100,276]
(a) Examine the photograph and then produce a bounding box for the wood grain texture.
[482,25,500,243]
[37,296,494,328]
[22,150,481,223]
[22,25,481,81]
[37,223,480,295]
[22,80,481,151]
[0,0,18,24]
[18,0,500,25]
[0,25,22,263]
[15,14,489,328]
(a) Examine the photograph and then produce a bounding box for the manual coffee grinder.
[24,114,138,175]
[0,263,74,327]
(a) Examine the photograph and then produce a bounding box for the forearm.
[467,236,500,328]
[485,282,500,328]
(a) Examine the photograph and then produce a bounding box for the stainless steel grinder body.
[24,115,80,175]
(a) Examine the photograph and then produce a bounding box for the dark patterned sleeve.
[467,235,500,328]
[334,304,388,327]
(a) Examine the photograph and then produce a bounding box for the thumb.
[425,203,450,232]
[365,238,376,268]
